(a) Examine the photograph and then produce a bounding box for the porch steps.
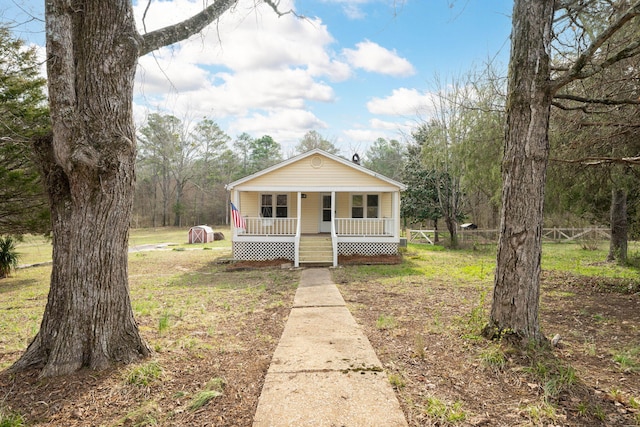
[298,235,333,265]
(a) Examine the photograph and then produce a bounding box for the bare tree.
[12,0,287,377]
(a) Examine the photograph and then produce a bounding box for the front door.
[319,193,332,233]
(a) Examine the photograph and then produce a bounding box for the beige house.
[225,149,406,267]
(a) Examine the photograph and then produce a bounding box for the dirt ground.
[1,256,638,426]
[337,269,640,426]
[0,301,288,426]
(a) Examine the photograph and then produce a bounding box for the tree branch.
[263,0,301,17]
[578,121,640,127]
[554,93,640,105]
[139,0,239,57]
[551,0,640,92]
[550,155,640,166]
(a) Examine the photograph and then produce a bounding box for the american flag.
[230,202,246,230]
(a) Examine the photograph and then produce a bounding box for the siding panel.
[245,155,394,188]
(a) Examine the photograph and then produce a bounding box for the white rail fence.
[408,227,612,244]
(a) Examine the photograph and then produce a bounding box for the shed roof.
[189,225,214,233]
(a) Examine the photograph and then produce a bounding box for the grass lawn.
[13,226,233,266]
[0,232,638,426]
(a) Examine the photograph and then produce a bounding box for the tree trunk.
[12,0,150,376]
[484,0,554,345]
[433,219,439,243]
[173,180,185,227]
[445,216,457,248]
[607,188,628,263]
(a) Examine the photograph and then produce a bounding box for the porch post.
[331,191,337,267]
[392,191,400,239]
[295,192,301,267]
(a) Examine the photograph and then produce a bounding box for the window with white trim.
[351,194,378,218]
[261,194,288,218]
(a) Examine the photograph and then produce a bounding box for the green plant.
[188,390,222,411]
[423,397,467,424]
[543,364,577,399]
[126,361,163,387]
[608,388,625,403]
[204,377,226,393]
[592,313,607,323]
[158,312,170,334]
[376,314,398,330]
[388,373,406,389]
[576,401,588,417]
[522,402,557,423]
[592,404,606,421]
[612,347,640,372]
[479,345,507,371]
[186,376,226,410]
[424,397,447,418]
[116,402,160,427]
[446,401,467,423]
[524,354,577,401]
[0,236,20,279]
[0,408,24,427]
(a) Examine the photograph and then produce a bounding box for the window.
[351,194,378,218]
[351,195,363,218]
[367,194,379,218]
[261,194,288,218]
[276,194,288,218]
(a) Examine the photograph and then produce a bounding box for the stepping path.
[253,268,408,427]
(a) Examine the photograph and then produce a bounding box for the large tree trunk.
[10,0,240,377]
[12,0,150,376]
[483,0,554,345]
[607,188,628,263]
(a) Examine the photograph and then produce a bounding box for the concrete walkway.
[253,268,408,427]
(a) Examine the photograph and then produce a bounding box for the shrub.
[0,236,20,279]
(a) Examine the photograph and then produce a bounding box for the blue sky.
[1,0,513,156]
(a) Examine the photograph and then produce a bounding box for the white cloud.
[134,0,346,77]
[229,109,327,151]
[367,88,437,116]
[131,0,351,147]
[318,0,373,19]
[370,118,402,130]
[342,40,415,77]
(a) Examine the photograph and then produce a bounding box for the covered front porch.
[230,190,402,267]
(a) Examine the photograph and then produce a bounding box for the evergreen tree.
[0,26,50,235]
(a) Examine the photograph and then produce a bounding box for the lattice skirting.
[338,242,398,256]
[233,241,295,261]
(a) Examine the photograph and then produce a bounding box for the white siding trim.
[234,185,399,192]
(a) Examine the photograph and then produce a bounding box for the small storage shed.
[188,225,215,243]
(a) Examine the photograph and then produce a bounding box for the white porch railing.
[335,218,394,236]
[240,218,297,235]
[237,217,396,236]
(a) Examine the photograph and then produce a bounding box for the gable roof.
[225,148,406,191]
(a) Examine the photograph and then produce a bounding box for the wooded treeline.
[130,65,639,243]
[1,20,637,241]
